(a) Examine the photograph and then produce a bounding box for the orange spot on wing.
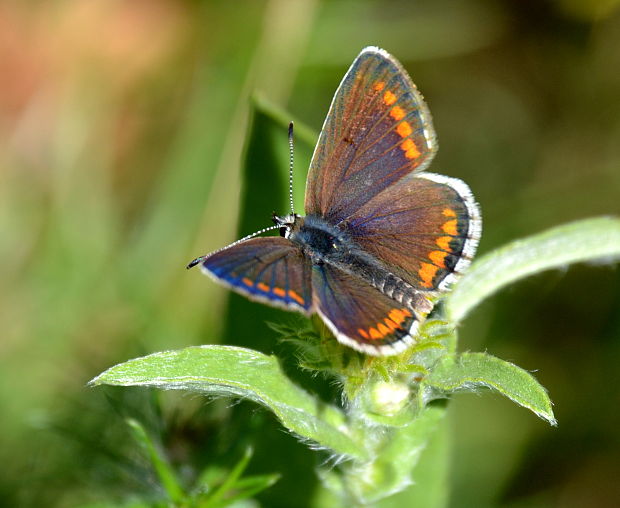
[383,90,397,105]
[377,323,390,336]
[442,219,458,235]
[389,308,412,325]
[400,138,420,159]
[396,121,412,138]
[257,282,269,291]
[288,290,305,305]
[419,262,438,288]
[406,147,420,159]
[401,139,414,150]
[242,278,253,287]
[390,106,405,120]
[436,236,452,251]
[385,318,399,331]
[429,250,448,268]
[369,327,383,339]
[389,309,405,324]
[273,287,286,297]
[374,81,385,91]
[358,328,369,339]
[443,208,457,218]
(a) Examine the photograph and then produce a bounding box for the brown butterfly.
[188,47,481,355]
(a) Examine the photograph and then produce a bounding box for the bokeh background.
[1,0,619,506]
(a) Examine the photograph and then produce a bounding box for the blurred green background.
[1,0,619,506]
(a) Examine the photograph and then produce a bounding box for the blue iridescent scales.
[201,237,313,313]
[189,47,481,356]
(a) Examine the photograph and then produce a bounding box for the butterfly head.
[272,212,301,239]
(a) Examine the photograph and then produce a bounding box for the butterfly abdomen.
[360,264,432,318]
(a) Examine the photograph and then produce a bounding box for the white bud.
[370,381,410,416]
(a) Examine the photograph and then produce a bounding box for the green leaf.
[91,346,365,459]
[203,474,281,508]
[200,447,253,508]
[423,352,556,425]
[446,216,620,322]
[126,418,185,504]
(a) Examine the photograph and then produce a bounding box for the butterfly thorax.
[283,214,348,260]
[279,214,432,317]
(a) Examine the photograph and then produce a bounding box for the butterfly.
[188,47,481,356]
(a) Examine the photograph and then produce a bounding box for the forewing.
[344,172,482,292]
[200,237,313,314]
[305,46,437,223]
[312,264,419,356]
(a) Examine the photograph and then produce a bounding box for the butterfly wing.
[344,172,481,292]
[199,237,313,314]
[305,46,437,223]
[312,263,419,356]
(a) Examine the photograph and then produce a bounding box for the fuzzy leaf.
[423,352,556,425]
[446,216,620,322]
[350,406,446,504]
[90,346,365,459]
[376,414,450,508]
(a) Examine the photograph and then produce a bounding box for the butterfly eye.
[279,227,288,237]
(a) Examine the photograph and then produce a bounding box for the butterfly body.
[284,214,347,261]
[190,47,481,356]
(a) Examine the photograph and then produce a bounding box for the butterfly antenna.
[288,121,295,214]
[186,224,281,269]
